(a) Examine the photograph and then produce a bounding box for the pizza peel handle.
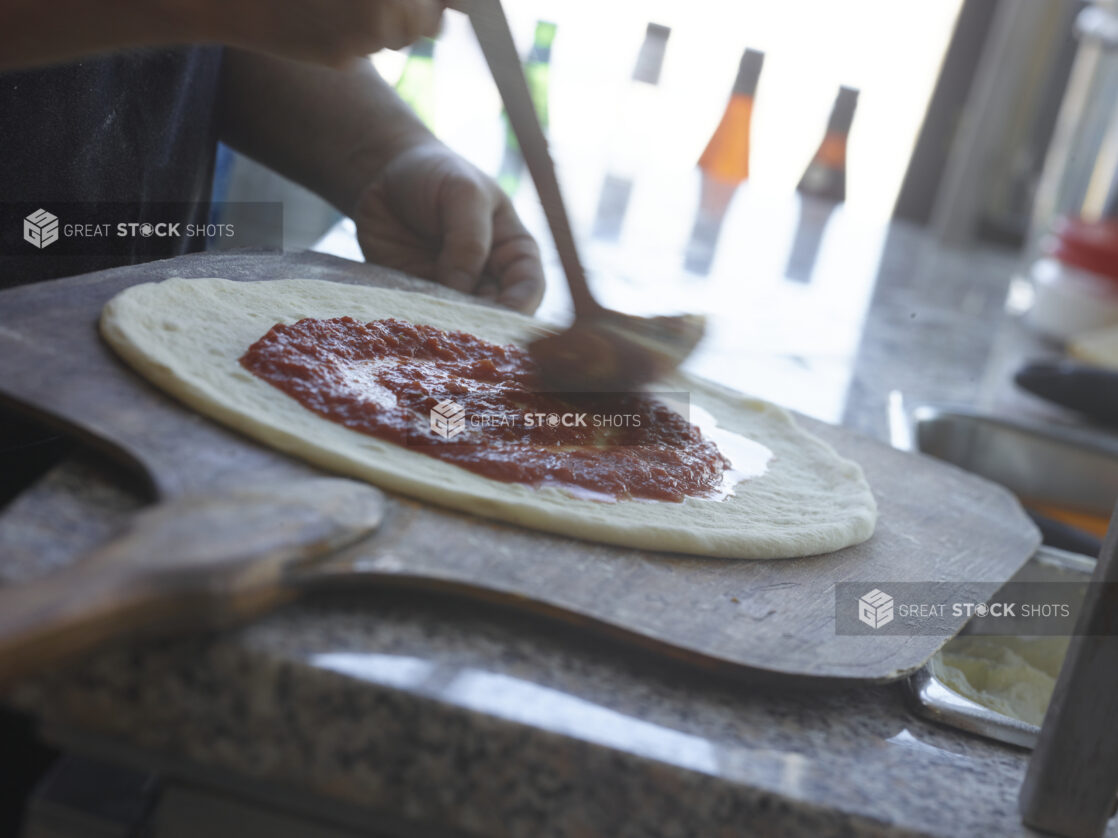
[0,478,385,690]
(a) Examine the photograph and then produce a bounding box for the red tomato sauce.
[240,317,729,502]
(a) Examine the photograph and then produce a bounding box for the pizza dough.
[100,277,877,559]
[933,635,1070,727]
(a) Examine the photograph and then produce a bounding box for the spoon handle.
[467,0,599,317]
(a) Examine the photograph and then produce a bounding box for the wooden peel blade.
[0,477,385,690]
[465,0,705,390]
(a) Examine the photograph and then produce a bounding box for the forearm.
[0,0,192,70]
[218,49,436,217]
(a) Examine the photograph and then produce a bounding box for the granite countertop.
[2,218,1103,836]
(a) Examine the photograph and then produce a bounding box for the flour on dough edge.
[99,276,877,559]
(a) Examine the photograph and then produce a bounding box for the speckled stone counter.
[2,221,1106,836]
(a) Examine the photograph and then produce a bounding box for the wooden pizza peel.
[0,250,1040,686]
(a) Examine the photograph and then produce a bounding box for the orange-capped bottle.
[685,49,763,274]
[698,49,764,184]
[797,86,858,202]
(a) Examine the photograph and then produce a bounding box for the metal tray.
[901,401,1118,516]
[904,546,1095,749]
[890,398,1110,748]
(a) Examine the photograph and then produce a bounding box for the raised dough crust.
[100,277,877,558]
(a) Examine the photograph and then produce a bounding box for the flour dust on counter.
[99,277,877,559]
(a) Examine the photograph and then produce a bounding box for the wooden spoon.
[466,0,705,391]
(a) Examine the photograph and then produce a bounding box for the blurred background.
[217,0,1116,421]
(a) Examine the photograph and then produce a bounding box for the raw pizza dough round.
[100,277,876,559]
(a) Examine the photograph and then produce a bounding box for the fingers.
[220,0,443,68]
[410,0,445,39]
[367,0,442,52]
[435,179,544,313]
[435,177,494,295]
[354,180,442,278]
[489,201,545,314]
[474,275,501,302]
[358,145,545,313]
[310,0,442,62]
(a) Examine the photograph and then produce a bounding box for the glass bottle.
[684,49,764,274]
[590,23,672,241]
[797,86,859,202]
[698,48,764,185]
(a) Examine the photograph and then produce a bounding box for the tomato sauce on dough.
[240,317,736,502]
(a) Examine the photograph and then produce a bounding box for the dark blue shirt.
[0,47,223,287]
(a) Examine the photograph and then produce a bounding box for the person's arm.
[0,0,440,71]
[220,50,545,313]
[0,0,179,70]
[219,51,429,220]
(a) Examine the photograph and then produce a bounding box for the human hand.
[168,0,444,66]
[353,142,545,313]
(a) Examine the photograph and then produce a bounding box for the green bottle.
[497,21,557,196]
[396,37,437,130]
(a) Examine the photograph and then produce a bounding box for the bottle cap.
[731,49,765,98]
[826,86,859,135]
[535,21,558,47]
[632,23,671,85]
[1050,217,1118,284]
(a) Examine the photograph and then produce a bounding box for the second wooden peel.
[0,477,385,690]
[466,0,705,390]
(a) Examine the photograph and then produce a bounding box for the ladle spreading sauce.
[240,317,770,502]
